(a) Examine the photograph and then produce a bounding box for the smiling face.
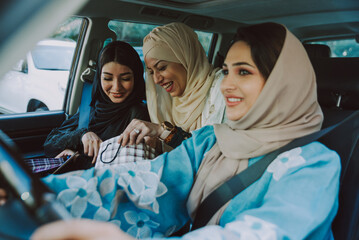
[221,41,266,121]
[145,57,187,97]
[101,62,134,103]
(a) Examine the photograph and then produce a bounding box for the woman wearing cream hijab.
[33,23,340,240]
[119,22,225,149]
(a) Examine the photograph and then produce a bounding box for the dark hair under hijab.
[88,41,147,139]
[231,22,286,80]
[90,40,145,107]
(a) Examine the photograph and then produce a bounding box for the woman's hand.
[118,119,164,146]
[81,132,103,164]
[31,219,135,240]
[55,149,75,158]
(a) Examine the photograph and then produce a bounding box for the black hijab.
[88,41,146,139]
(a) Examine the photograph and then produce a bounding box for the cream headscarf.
[143,22,217,131]
[187,26,323,224]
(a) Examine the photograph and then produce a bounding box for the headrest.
[303,44,331,58]
[311,57,359,110]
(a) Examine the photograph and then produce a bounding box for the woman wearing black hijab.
[44,41,150,168]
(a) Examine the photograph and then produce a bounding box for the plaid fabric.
[95,135,158,168]
[24,157,65,173]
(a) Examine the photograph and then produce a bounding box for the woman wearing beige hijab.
[118,22,226,149]
[33,22,340,240]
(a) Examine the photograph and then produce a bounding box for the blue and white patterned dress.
[42,125,340,239]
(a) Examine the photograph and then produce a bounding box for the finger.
[121,130,131,146]
[55,151,65,158]
[92,142,101,164]
[87,141,94,157]
[83,140,89,155]
[117,134,123,144]
[129,128,141,145]
[121,119,142,145]
[135,129,150,145]
[55,149,71,158]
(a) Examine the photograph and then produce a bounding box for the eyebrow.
[223,62,255,68]
[102,71,132,77]
[146,60,164,70]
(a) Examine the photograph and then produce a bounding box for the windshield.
[31,45,75,70]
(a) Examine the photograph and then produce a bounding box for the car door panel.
[0,111,67,158]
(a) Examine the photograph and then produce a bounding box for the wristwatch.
[159,121,176,143]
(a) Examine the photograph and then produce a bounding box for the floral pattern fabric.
[43,126,340,240]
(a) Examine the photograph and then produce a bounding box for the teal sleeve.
[170,142,340,240]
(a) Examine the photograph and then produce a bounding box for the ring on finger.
[133,129,140,134]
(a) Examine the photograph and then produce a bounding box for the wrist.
[157,124,165,138]
[158,121,176,143]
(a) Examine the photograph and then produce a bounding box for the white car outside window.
[0,39,76,114]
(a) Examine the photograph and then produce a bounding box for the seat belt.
[78,66,96,129]
[78,81,92,129]
[190,110,359,231]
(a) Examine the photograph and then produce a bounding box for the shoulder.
[191,125,216,143]
[211,69,224,88]
[192,125,214,136]
[274,141,340,165]
[129,101,148,111]
[266,141,341,181]
[296,141,340,168]
[128,102,150,121]
[301,141,339,159]
[202,70,226,126]
[181,125,217,159]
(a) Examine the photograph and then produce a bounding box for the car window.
[195,30,213,55]
[108,20,214,59]
[32,44,75,71]
[308,38,359,57]
[0,17,83,115]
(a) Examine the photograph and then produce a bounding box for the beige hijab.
[187,27,323,224]
[143,22,217,131]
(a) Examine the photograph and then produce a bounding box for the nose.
[153,71,163,84]
[112,79,123,91]
[220,72,236,93]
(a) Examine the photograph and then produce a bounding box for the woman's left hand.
[31,219,135,240]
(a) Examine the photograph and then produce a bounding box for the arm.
[44,112,88,157]
[165,142,340,240]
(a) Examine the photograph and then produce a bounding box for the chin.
[170,92,180,97]
[111,98,126,104]
[226,112,244,121]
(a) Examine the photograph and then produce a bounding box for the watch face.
[163,121,174,130]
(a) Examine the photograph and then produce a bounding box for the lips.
[111,92,126,98]
[225,96,243,106]
[161,81,173,92]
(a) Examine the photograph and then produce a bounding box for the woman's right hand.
[118,119,164,146]
[81,132,103,164]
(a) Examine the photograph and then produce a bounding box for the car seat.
[303,43,331,59]
[310,51,359,240]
